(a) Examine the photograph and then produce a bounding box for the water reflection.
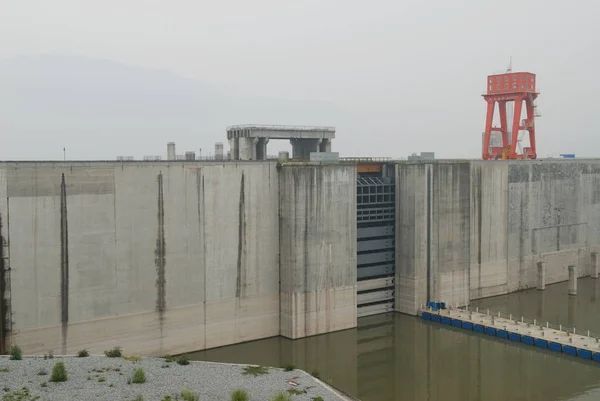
[191,279,600,401]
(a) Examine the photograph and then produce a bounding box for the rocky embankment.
[0,351,352,401]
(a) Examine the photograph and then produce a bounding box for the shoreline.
[0,354,355,401]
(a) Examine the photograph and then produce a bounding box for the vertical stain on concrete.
[0,214,6,354]
[236,172,246,298]
[476,167,483,298]
[60,173,69,355]
[155,172,166,318]
[426,165,432,302]
[303,169,311,336]
[197,171,207,350]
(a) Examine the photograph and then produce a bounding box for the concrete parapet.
[278,164,357,339]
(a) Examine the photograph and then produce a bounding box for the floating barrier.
[421,306,600,363]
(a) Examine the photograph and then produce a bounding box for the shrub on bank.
[131,368,146,384]
[271,392,291,401]
[9,345,22,360]
[104,346,122,358]
[181,390,199,401]
[77,349,90,357]
[176,354,190,366]
[50,361,68,382]
[231,389,249,401]
[282,363,295,372]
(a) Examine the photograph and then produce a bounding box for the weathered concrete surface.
[506,161,600,292]
[430,162,471,308]
[398,159,600,314]
[395,164,428,315]
[396,162,471,314]
[469,162,509,299]
[279,165,357,339]
[3,162,280,356]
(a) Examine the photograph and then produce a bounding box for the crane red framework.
[482,69,540,160]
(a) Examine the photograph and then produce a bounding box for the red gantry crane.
[482,61,541,160]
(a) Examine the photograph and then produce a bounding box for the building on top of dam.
[0,125,599,357]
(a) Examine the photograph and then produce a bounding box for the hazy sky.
[1,0,599,159]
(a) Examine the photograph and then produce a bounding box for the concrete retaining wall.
[279,165,357,339]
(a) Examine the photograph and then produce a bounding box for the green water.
[191,278,600,401]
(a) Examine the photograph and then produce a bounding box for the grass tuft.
[311,369,320,378]
[50,361,68,382]
[176,354,190,366]
[124,355,142,362]
[270,392,292,401]
[231,389,248,401]
[133,396,144,401]
[242,365,269,376]
[311,397,324,401]
[37,369,47,376]
[281,363,295,372]
[131,368,146,384]
[104,346,122,358]
[181,390,200,401]
[9,345,22,361]
[0,368,9,373]
[98,377,105,383]
[77,349,90,358]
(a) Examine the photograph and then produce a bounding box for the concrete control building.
[1,139,599,357]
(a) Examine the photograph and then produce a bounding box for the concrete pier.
[537,262,545,290]
[569,265,578,295]
[592,252,598,279]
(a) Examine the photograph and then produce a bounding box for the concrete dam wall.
[396,160,600,315]
[0,162,356,356]
[1,159,599,355]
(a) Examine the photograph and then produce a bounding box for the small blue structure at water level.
[421,309,600,364]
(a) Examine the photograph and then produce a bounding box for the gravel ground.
[0,355,351,401]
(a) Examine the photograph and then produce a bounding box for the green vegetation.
[163,355,175,362]
[37,369,47,376]
[0,368,8,373]
[9,345,22,361]
[287,388,306,395]
[131,368,146,384]
[311,369,320,378]
[282,363,295,372]
[270,392,291,401]
[1,387,40,401]
[104,346,123,358]
[50,361,68,382]
[98,377,105,383]
[133,396,144,401]
[312,397,324,401]
[40,382,47,388]
[176,354,190,366]
[181,390,200,401]
[87,376,91,381]
[124,355,142,362]
[43,351,53,360]
[231,389,248,401]
[242,365,269,376]
[77,349,90,357]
